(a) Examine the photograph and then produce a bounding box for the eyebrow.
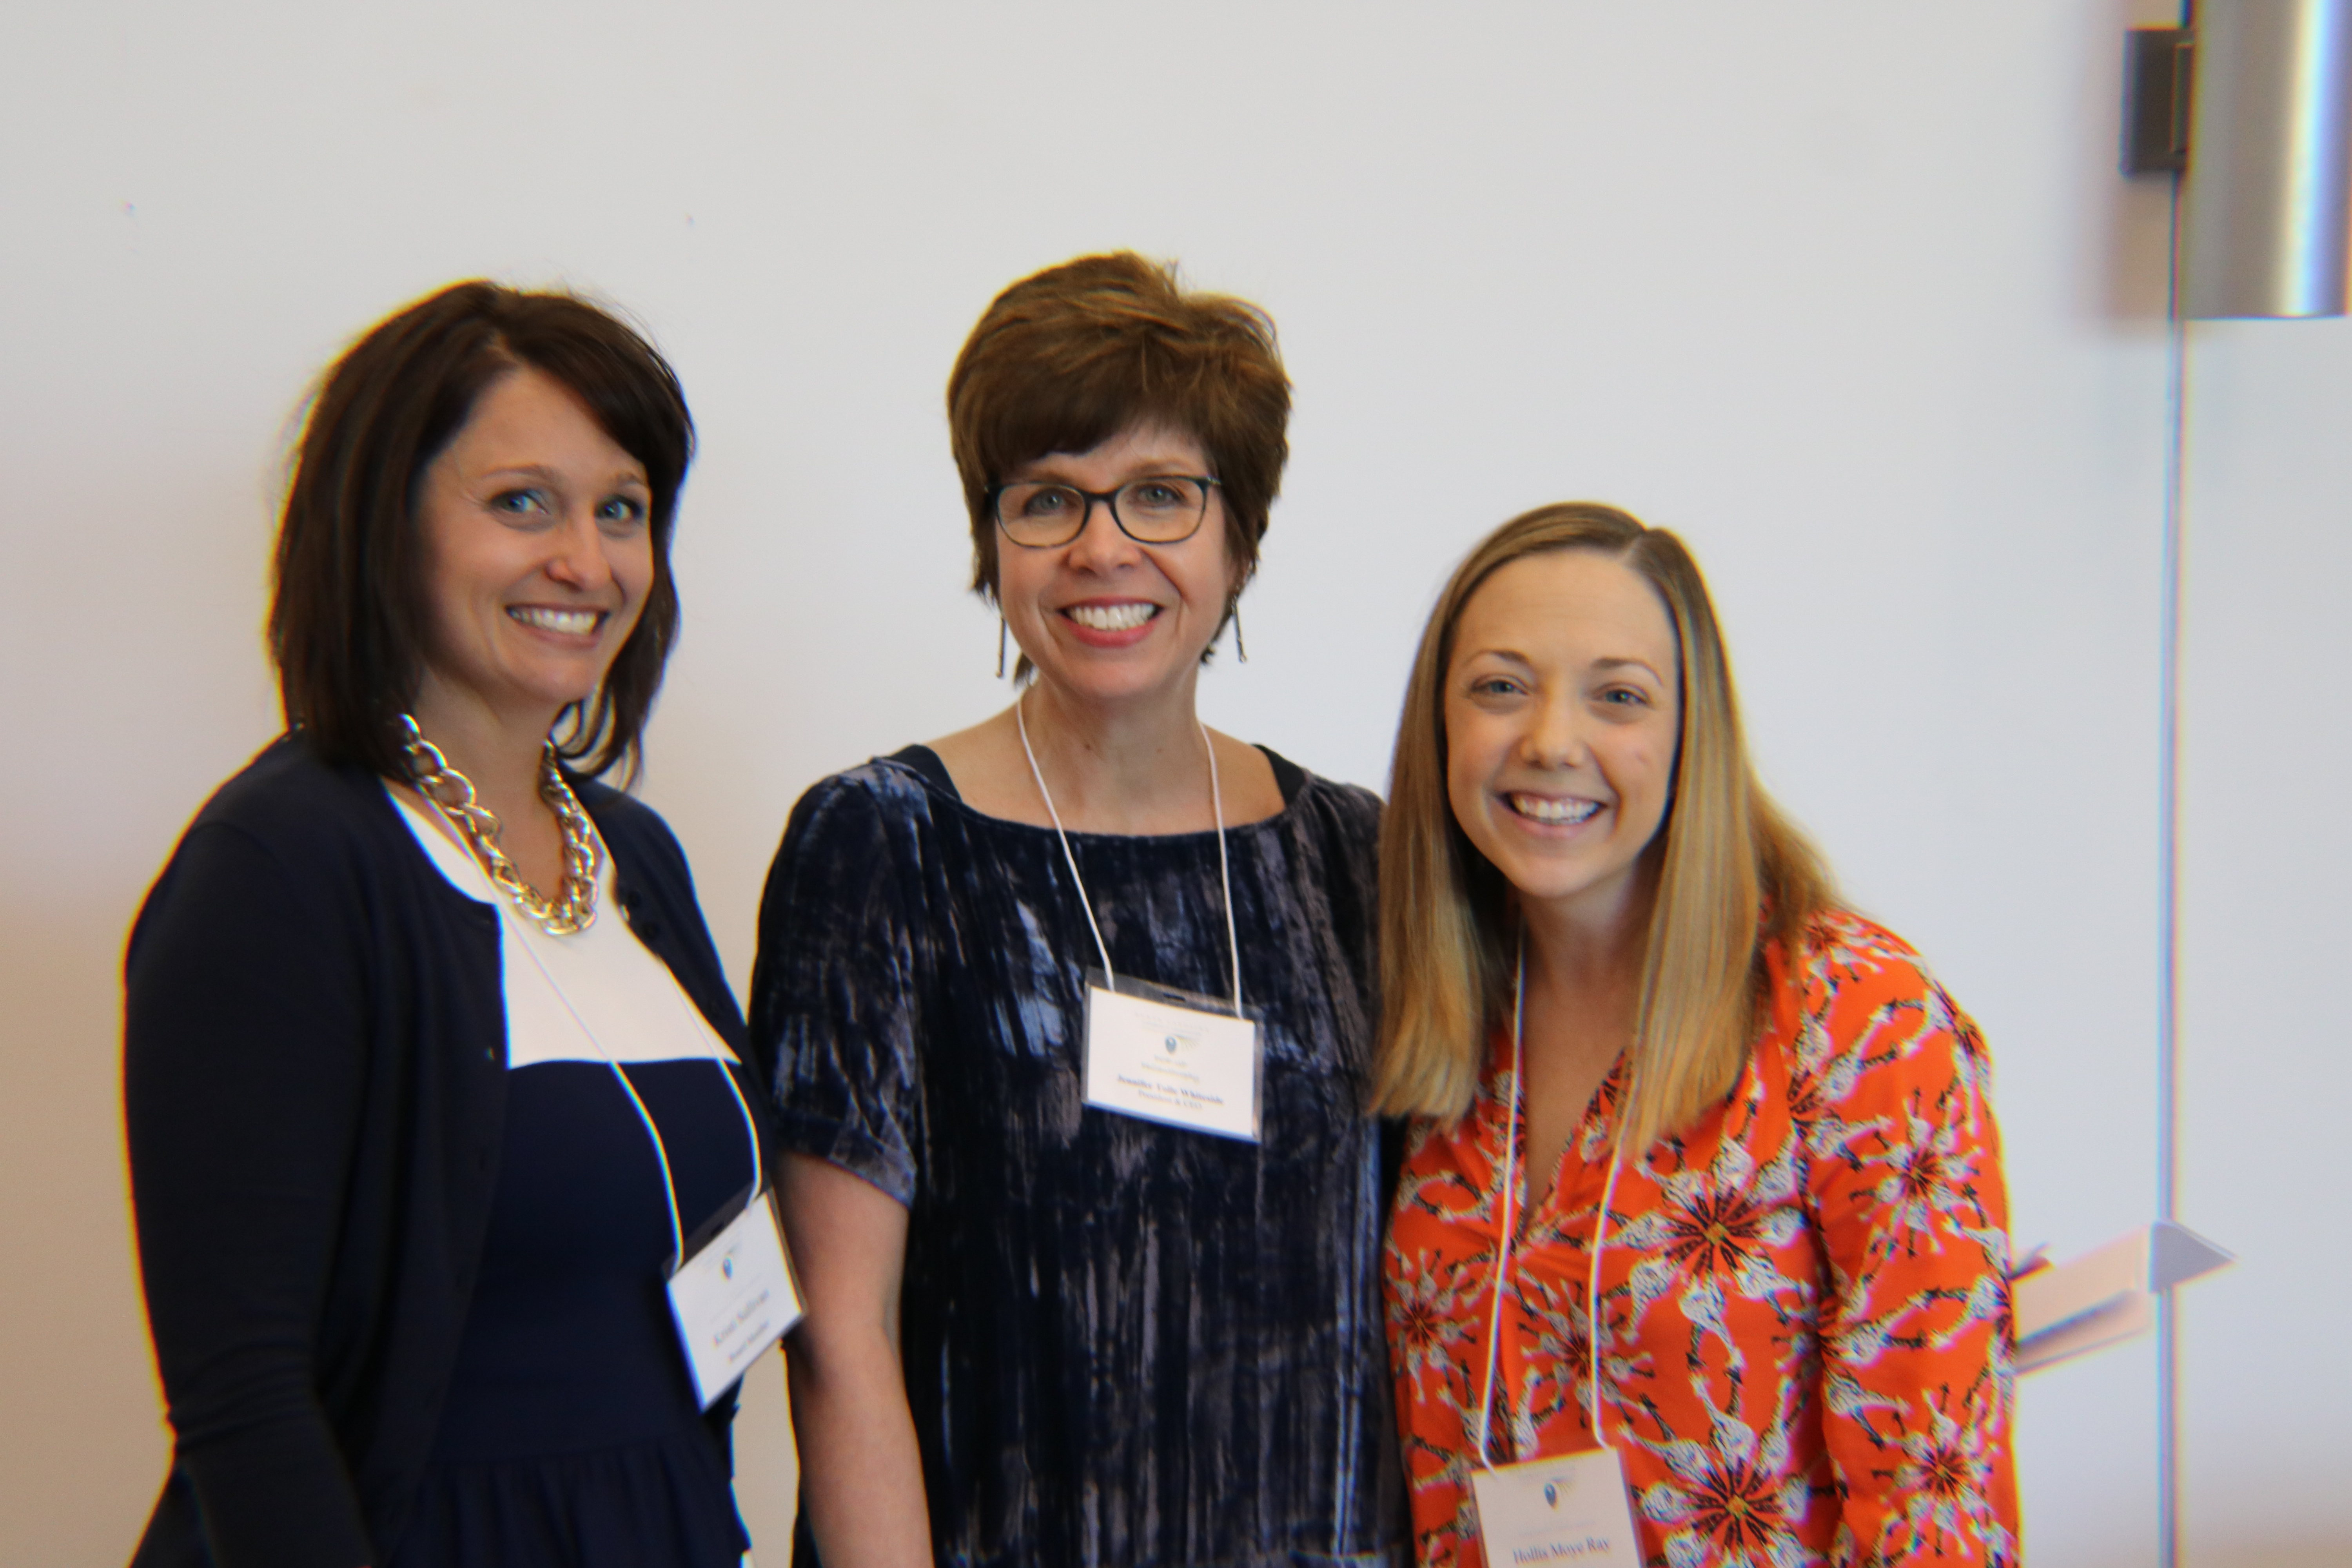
[1459,649,1668,681]
[1010,453,1204,480]
[477,463,648,488]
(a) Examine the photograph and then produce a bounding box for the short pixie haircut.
[946,252,1291,624]
[268,281,694,782]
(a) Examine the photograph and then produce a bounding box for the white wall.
[4,2,2343,1561]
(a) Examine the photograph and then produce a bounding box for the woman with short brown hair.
[755,252,1405,1568]
[1378,503,2017,1568]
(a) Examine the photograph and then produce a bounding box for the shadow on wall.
[0,895,173,1561]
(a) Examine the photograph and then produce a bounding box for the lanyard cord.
[1472,938,1526,1466]
[1475,934,1627,1466]
[419,791,763,1266]
[513,927,766,1268]
[1014,690,1244,1017]
[1588,1140,1626,1439]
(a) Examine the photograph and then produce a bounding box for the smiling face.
[994,420,1236,709]
[411,366,654,738]
[1445,548,1683,933]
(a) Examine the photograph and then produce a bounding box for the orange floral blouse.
[1386,911,2018,1568]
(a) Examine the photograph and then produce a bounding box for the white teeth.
[1067,602,1157,632]
[1510,793,1601,825]
[511,606,601,635]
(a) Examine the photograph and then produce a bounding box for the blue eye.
[492,488,549,517]
[597,494,648,527]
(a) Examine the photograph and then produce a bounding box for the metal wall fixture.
[2117,11,2348,1567]
[2124,0,2352,318]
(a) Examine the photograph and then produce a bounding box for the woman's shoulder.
[574,776,684,865]
[180,732,398,861]
[789,752,952,829]
[1263,750,1381,846]
[765,752,962,883]
[1767,907,1989,1101]
[1789,907,1931,985]
[572,779,711,914]
[1770,907,1946,1022]
[131,735,426,968]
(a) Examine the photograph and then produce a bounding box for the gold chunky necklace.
[397,713,601,935]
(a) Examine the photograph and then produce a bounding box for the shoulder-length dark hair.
[1372,503,1833,1151]
[267,280,695,781]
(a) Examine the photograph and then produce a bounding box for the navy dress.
[385,1060,755,1568]
[382,797,758,1568]
[753,745,1407,1568]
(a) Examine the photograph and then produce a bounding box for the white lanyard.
[1475,935,1628,1465]
[423,796,799,1410]
[534,919,799,1412]
[1014,691,1245,1017]
[426,795,764,1264]
[513,929,764,1267]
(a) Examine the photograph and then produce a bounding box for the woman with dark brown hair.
[753,253,1406,1568]
[125,282,778,1568]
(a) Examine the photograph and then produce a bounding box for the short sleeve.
[750,772,926,1205]
[1798,921,2019,1566]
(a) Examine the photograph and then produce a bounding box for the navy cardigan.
[124,735,757,1568]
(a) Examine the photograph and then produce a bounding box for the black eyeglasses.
[989,475,1222,549]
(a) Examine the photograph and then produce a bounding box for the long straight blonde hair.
[1372,503,1832,1152]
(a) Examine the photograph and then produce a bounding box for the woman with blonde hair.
[1378,503,2016,1567]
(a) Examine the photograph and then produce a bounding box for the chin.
[503,679,609,722]
[1476,841,1608,905]
[1043,657,1190,703]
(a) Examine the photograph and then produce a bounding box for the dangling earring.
[1230,602,1249,664]
[997,616,1008,680]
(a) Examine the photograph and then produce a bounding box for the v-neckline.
[1502,1053,1629,1237]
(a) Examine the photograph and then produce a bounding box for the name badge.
[664,1185,804,1410]
[1081,972,1262,1142]
[1468,1448,1642,1567]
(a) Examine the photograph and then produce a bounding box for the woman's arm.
[778,1153,933,1568]
[125,822,375,1568]
[1804,931,2019,1566]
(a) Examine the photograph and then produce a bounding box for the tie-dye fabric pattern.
[1385,911,2017,1568]
[755,752,1407,1568]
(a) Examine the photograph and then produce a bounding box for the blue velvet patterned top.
[752,744,1407,1568]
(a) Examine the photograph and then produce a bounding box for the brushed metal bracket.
[2124,27,2194,176]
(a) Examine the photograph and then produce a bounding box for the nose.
[1519,686,1588,769]
[543,508,618,591]
[1061,492,1141,572]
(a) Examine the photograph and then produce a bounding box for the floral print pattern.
[1385,911,2017,1567]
